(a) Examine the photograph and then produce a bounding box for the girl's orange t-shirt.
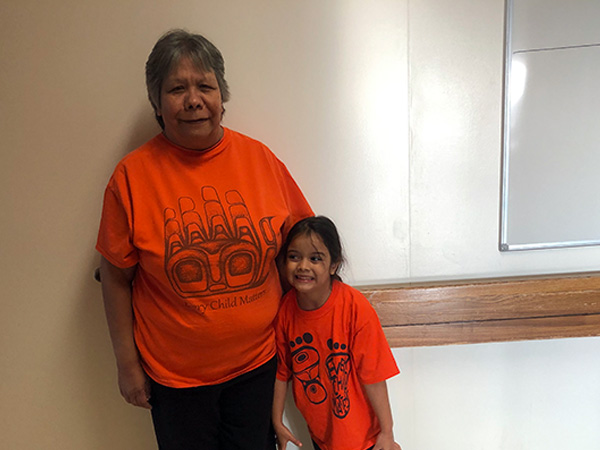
[275,280,400,450]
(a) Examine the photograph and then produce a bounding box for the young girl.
[272,216,401,450]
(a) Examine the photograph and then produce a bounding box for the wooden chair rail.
[360,272,600,347]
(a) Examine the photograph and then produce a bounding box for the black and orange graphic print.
[325,338,351,419]
[164,186,277,298]
[289,333,352,419]
[290,333,327,404]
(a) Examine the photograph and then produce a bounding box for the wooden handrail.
[360,272,600,347]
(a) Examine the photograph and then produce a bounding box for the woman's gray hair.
[145,29,230,129]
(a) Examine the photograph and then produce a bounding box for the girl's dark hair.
[282,216,345,281]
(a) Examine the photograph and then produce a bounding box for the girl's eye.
[310,256,323,262]
[287,254,300,261]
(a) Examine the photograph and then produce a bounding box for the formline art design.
[291,333,327,404]
[164,187,277,298]
[325,338,351,418]
[290,333,351,419]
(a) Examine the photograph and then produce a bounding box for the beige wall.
[2,1,599,449]
[1,2,156,448]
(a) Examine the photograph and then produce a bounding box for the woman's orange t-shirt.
[97,128,313,387]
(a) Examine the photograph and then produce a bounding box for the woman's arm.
[364,381,401,450]
[272,379,302,449]
[99,256,151,409]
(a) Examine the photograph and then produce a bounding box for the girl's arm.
[272,378,302,449]
[364,380,401,450]
[100,256,151,409]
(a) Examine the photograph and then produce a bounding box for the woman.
[97,29,313,450]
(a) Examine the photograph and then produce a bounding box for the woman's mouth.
[181,117,208,124]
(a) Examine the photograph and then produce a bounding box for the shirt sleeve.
[351,296,400,385]
[274,297,294,382]
[96,168,139,268]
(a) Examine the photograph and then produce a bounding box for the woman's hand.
[273,423,302,450]
[372,430,401,450]
[99,257,151,408]
[117,361,151,409]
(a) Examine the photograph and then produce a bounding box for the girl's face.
[285,232,339,309]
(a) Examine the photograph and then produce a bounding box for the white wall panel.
[391,337,600,450]
[221,0,411,285]
[409,0,600,280]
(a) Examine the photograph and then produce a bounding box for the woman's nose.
[185,89,204,110]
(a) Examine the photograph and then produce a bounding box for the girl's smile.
[285,232,339,310]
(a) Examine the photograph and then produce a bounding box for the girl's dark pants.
[312,441,375,450]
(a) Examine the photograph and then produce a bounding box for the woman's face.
[157,57,224,150]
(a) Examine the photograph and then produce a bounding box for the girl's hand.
[372,430,401,450]
[273,423,302,449]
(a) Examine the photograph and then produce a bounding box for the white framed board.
[500,0,600,251]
